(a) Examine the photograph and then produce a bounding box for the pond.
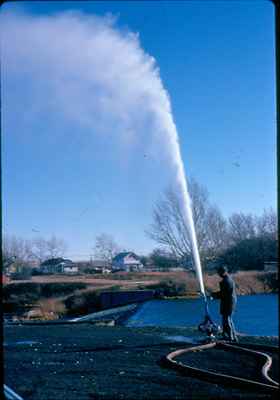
[126,294,279,336]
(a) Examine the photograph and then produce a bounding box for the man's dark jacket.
[213,274,237,315]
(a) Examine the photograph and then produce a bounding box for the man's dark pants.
[222,313,237,341]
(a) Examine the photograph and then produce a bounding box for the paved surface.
[4,324,279,400]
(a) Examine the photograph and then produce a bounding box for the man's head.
[217,266,228,277]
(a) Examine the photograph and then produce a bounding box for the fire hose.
[160,293,279,394]
[161,340,279,394]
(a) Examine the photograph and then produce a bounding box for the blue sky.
[1,1,276,259]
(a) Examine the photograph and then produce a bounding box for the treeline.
[147,178,277,272]
[205,209,277,272]
[3,235,67,273]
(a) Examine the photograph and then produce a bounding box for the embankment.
[3,270,277,321]
[205,270,278,296]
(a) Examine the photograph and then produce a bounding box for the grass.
[3,281,88,317]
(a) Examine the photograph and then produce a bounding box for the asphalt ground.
[3,323,279,400]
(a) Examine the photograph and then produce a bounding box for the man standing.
[211,266,238,342]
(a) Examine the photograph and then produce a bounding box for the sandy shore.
[4,323,278,400]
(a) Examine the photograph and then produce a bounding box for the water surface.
[126,294,278,336]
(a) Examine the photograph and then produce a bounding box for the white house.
[112,252,143,272]
[63,264,79,274]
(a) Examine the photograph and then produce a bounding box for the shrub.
[40,282,87,297]
[3,282,87,301]
[64,290,102,316]
[3,281,88,316]
[257,272,278,293]
[31,269,44,276]
[3,283,41,300]
[11,267,32,280]
[219,236,277,272]
[38,298,66,319]
[83,268,98,274]
[147,279,187,298]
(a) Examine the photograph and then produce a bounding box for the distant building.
[73,260,111,274]
[112,252,143,272]
[74,261,92,273]
[85,260,111,274]
[264,261,278,272]
[92,260,111,272]
[40,258,78,274]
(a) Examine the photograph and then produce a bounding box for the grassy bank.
[3,270,277,320]
[205,270,278,295]
[3,281,88,320]
[137,270,278,297]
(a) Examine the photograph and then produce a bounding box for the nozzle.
[198,295,220,337]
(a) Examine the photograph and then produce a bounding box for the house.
[40,258,78,274]
[112,252,143,272]
[76,260,111,274]
[63,264,79,274]
[91,260,111,273]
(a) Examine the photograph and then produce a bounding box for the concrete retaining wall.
[99,290,154,309]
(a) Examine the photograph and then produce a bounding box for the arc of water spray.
[158,112,206,300]
[171,152,217,332]
[171,141,206,299]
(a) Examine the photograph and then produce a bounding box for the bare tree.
[205,205,230,255]
[2,234,33,264]
[146,178,228,260]
[94,233,120,264]
[30,236,67,261]
[45,235,67,259]
[30,237,48,263]
[3,234,68,265]
[149,247,179,270]
[2,235,35,274]
[228,212,257,244]
[256,208,277,238]
[226,209,277,246]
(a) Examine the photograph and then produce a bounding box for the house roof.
[41,258,73,266]
[112,252,139,262]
